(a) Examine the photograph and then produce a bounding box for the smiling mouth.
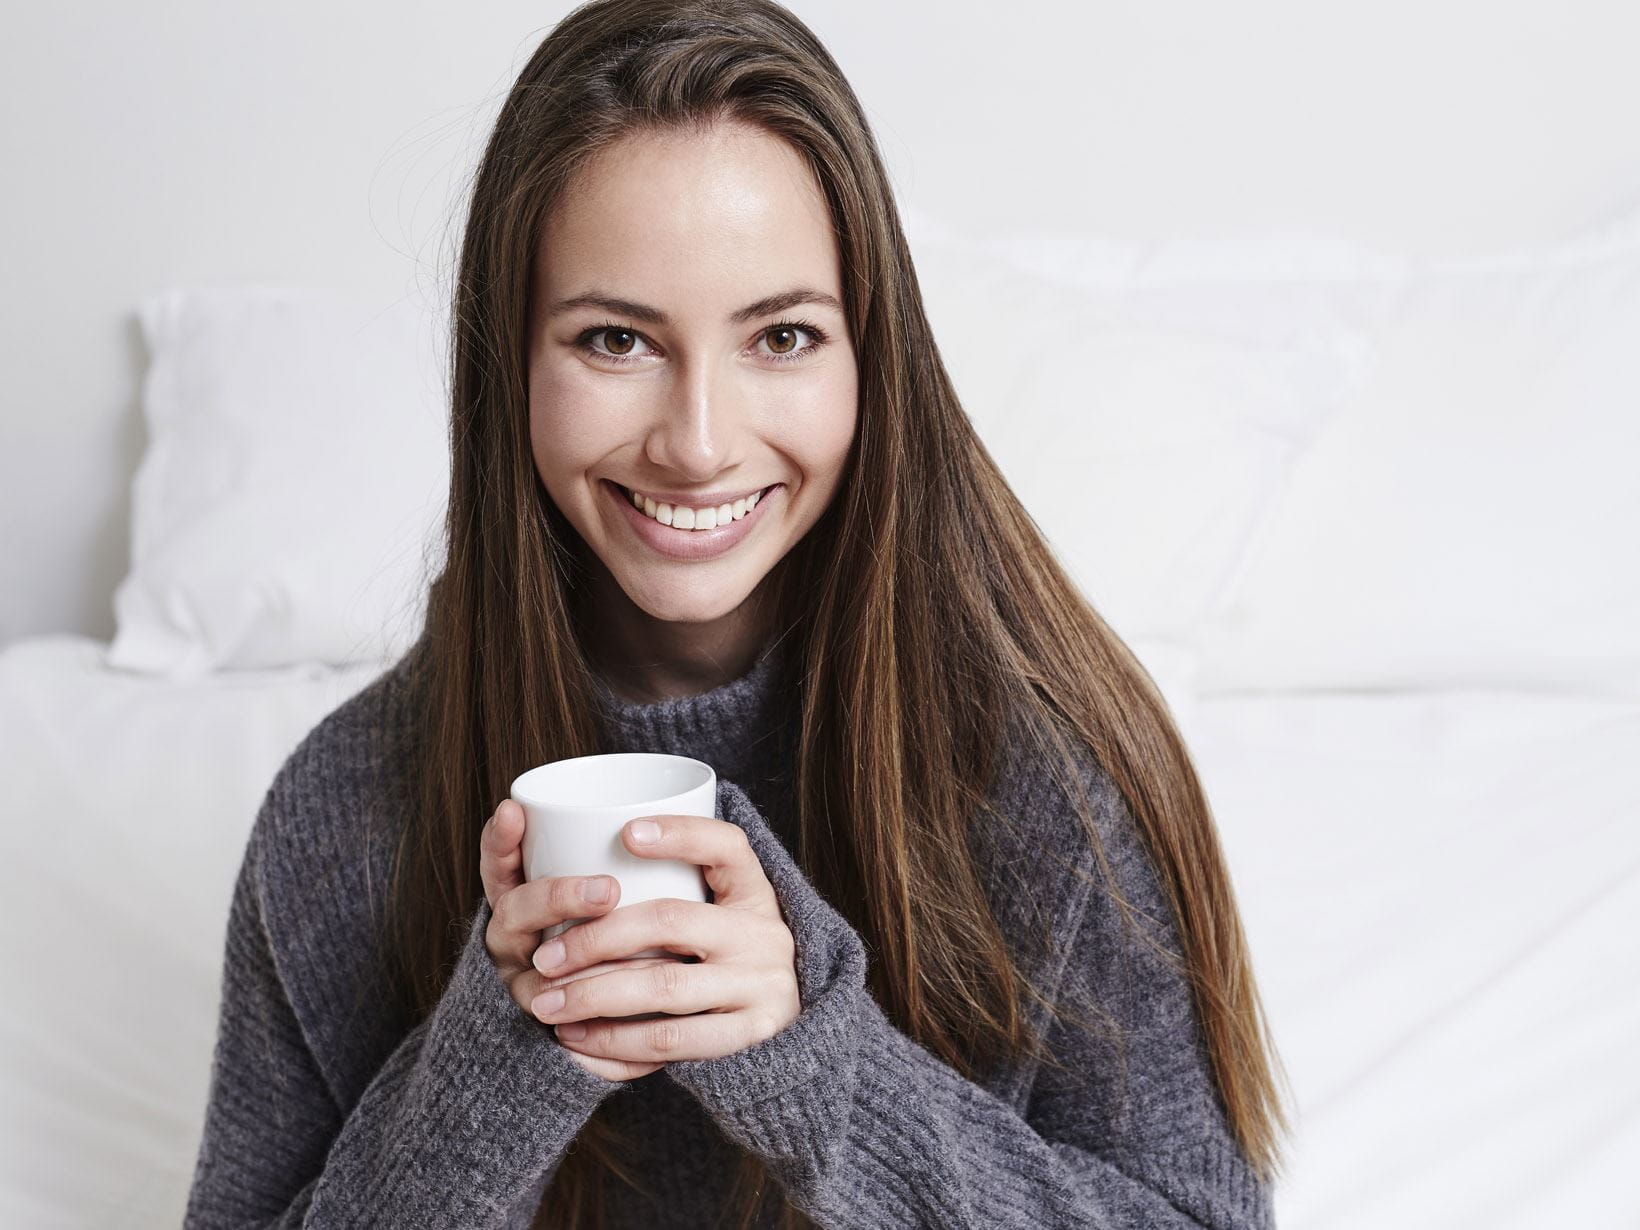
[612,481,780,529]
[614,482,778,506]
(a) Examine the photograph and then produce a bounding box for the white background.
[4,6,1640,1228]
[3,0,1638,646]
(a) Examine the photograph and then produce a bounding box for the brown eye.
[765,326,798,356]
[603,328,637,356]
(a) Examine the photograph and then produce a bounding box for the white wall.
[3,0,1637,645]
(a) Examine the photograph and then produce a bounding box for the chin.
[612,568,765,625]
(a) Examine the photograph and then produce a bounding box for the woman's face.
[528,120,858,631]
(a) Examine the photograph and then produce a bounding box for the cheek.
[789,365,859,482]
[528,365,630,478]
[756,368,857,538]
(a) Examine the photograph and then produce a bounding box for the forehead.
[538,120,842,306]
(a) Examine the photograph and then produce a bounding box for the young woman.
[186,1,1293,1227]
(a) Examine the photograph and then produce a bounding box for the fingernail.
[582,876,611,903]
[628,819,660,845]
[556,1022,587,1041]
[536,940,566,971]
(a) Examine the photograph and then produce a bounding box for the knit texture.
[184,633,1275,1228]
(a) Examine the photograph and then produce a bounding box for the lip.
[627,484,767,508]
[604,479,781,562]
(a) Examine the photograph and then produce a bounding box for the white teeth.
[626,485,771,531]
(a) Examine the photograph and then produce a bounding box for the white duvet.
[1,634,1635,1227]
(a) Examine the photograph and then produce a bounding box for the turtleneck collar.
[587,632,799,799]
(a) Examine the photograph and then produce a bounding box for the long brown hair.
[379,1,1295,1225]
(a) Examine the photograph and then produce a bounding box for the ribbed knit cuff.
[665,968,866,1109]
[433,897,628,1111]
[666,780,870,1117]
[269,878,629,1225]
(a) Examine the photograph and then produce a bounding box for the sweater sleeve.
[184,795,624,1228]
[663,776,1274,1230]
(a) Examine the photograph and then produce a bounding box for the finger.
[509,947,656,1027]
[479,800,527,910]
[531,956,759,1025]
[560,1047,665,1083]
[533,950,682,994]
[621,814,778,913]
[540,897,753,978]
[492,872,621,973]
[554,1009,764,1064]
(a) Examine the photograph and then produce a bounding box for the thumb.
[479,800,527,910]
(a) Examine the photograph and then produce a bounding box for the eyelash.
[573,317,830,367]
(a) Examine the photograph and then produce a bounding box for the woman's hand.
[479,799,669,1083]
[529,813,802,1065]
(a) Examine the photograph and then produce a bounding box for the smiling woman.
[182,1,1292,1228]
[525,118,858,685]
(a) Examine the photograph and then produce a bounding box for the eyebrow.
[545,286,844,327]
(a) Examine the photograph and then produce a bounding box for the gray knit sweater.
[184,633,1274,1228]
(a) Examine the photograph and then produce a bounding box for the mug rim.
[509,751,715,813]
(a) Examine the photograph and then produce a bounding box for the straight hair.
[378,2,1295,1225]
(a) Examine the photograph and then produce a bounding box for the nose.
[642,357,743,480]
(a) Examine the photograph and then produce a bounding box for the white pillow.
[915,206,1640,697]
[908,218,1372,656]
[110,286,450,676]
[1186,229,1640,695]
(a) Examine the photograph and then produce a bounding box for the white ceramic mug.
[510,752,714,986]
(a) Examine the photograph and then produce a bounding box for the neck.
[587,615,801,833]
[573,558,782,705]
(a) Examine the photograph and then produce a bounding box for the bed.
[2,208,1635,1228]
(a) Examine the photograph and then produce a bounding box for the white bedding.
[1186,690,1640,1228]
[1,634,1636,1227]
[0,635,388,1228]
